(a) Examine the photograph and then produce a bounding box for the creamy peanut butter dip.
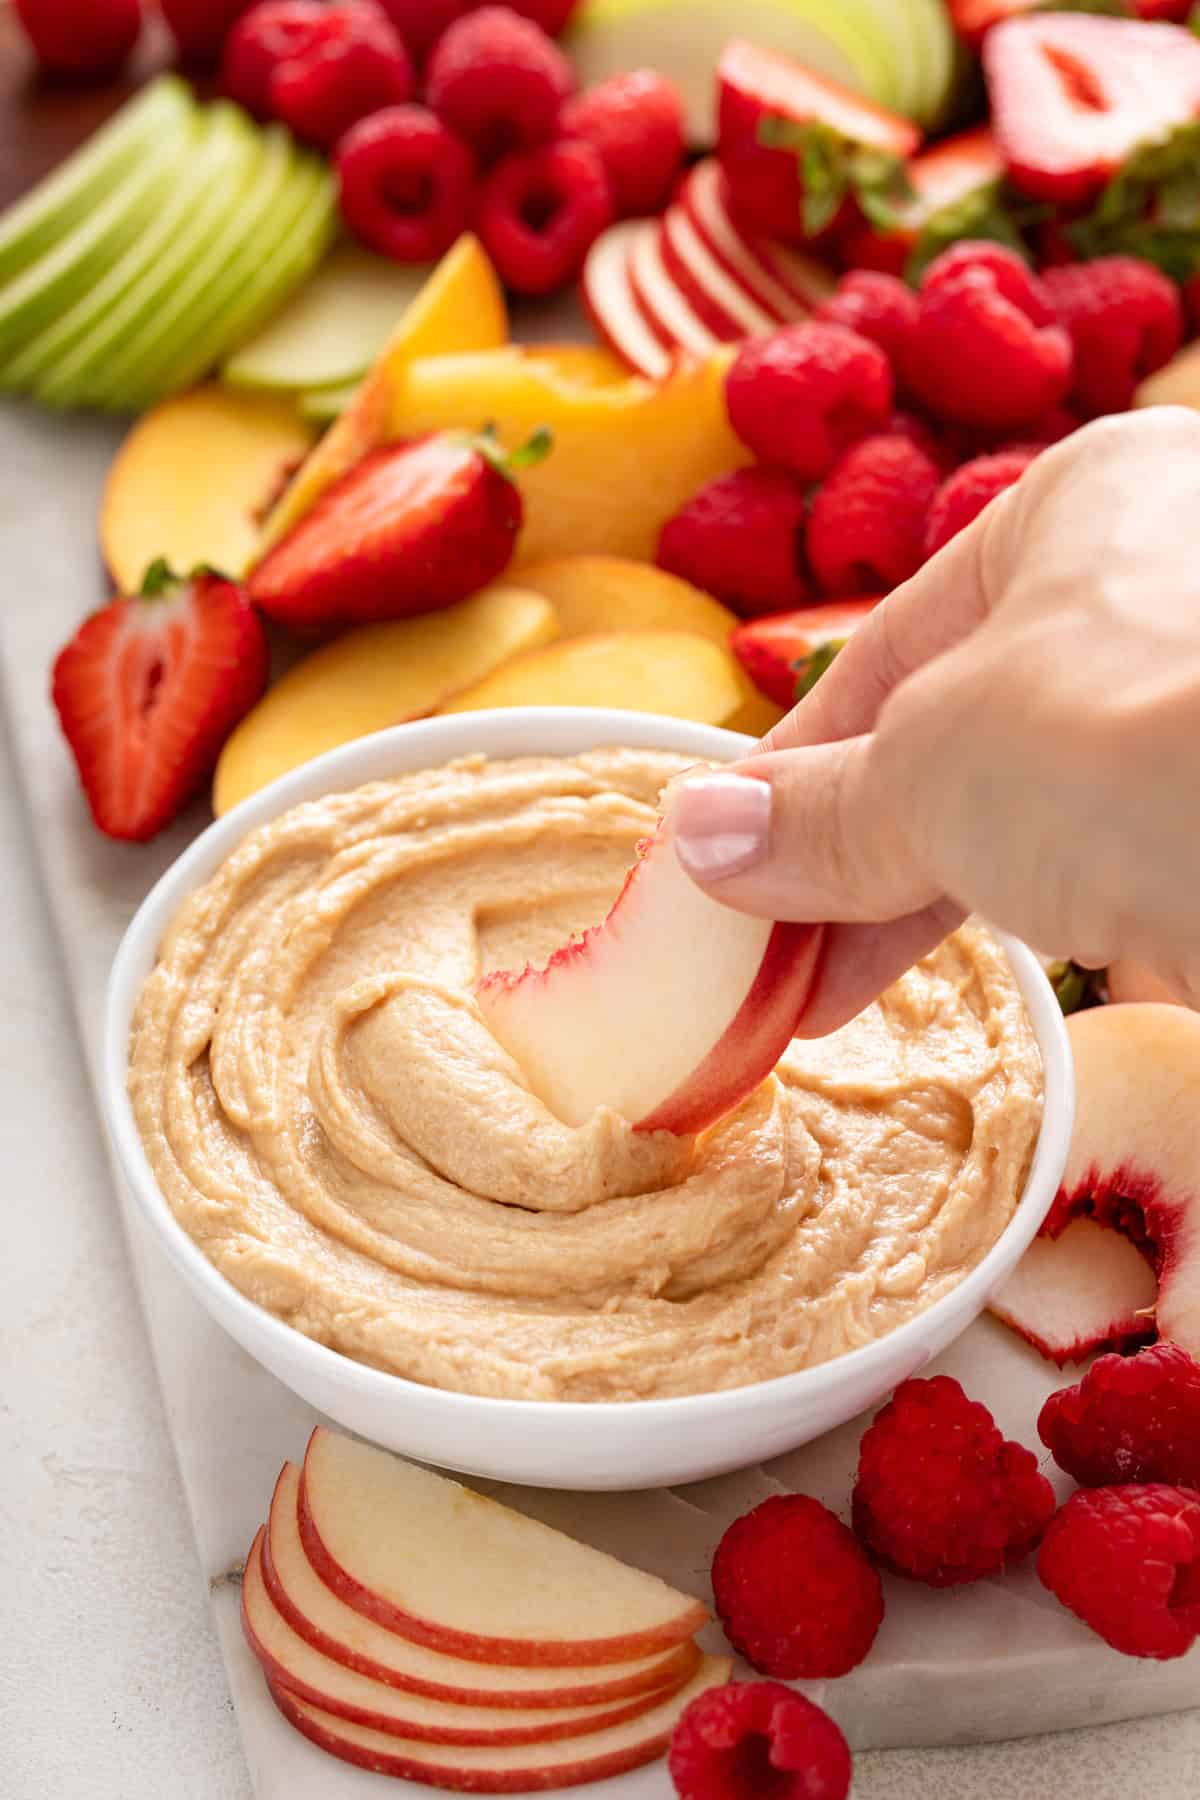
[128,749,1043,1402]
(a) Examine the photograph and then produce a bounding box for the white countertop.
[3,706,1198,1800]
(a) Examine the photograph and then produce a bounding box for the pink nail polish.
[672,773,772,880]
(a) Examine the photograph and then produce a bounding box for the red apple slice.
[989,1217,1158,1365]
[266,1655,730,1791]
[477,790,824,1135]
[679,161,805,323]
[659,206,778,340]
[299,1428,709,1666]
[580,223,673,382]
[264,1464,699,1709]
[992,1003,1200,1365]
[243,1532,686,1744]
[626,222,727,359]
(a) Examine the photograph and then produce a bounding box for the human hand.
[672,406,1200,1032]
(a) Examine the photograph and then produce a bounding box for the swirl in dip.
[128,748,1044,1402]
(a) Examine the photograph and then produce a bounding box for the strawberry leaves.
[758,116,914,239]
[1066,122,1200,278]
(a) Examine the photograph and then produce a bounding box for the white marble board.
[1,399,1197,1798]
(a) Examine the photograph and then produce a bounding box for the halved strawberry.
[985,13,1200,206]
[248,431,537,635]
[717,39,920,246]
[839,127,1006,277]
[52,563,269,843]
[730,597,880,708]
[948,0,1036,51]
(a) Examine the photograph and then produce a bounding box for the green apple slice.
[147,158,336,404]
[223,244,431,394]
[567,0,904,145]
[299,379,358,421]
[901,0,959,128]
[0,77,193,286]
[12,107,262,406]
[0,114,196,367]
[97,128,320,408]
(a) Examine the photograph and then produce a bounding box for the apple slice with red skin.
[477,789,825,1135]
[626,222,728,360]
[990,1004,1200,1364]
[266,1655,731,1792]
[989,1217,1158,1366]
[263,1463,699,1709]
[658,207,779,341]
[678,161,808,323]
[731,598,881,709]
[298,1428,709,1667]
[243,1532,688,1745]
[579,223,673,383]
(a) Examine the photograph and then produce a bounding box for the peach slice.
[267,1655,731,1792]
[243,1532,686,1744]
[212,583,558,814]
[989,1217,1157,1366]
[513,556,737,646]
[389,344,750,564]
[99,384,315,592]
[478,786,824,1133]
[256,233,508,557]
[1107,959,1190,1007]
[263,1464,699,1710]
[437,630,746,725]
[991,1004,1200,1364]
[298,1428,708,1666]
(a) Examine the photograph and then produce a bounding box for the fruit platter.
[4,0,1200,1795]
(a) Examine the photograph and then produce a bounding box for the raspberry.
[160,0,256,63]
[668,1682,852,1800]
[560,70,686,218]
[374,0,467,64]
[814,270,918,369]
[267,2,414,152]
[726,324,894,483]
[426,6,574,163]
[478,139,612,296]
[853,1375,1057,1586]
[221,1,325,117]
[504,0,581,30]
[14,0,142,77]
[1038,1343,1200,1491]
[903,241,1073,432]
[1041,256,1184,416]
[657,467,812,618]
[924,449,1037,558]
[886,408,953,469]
[807,435,940,595]
[711,1495,883,1679]
[1038,1484,1200,1660]
[336,106,476,263]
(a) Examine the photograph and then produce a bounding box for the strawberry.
[947,0,1035,51]
[52,563,268,843]
[985,13,1200,207]
[839,127,1006,278]
[717,39,920,246]
[249,432,542,633]
[731,598,880,708]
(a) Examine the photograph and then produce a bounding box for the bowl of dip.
[104,708,1073,1490]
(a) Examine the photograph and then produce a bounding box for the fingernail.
[672,773,772,880]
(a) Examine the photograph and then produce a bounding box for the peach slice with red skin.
[262,1463,699,1709]
[477,788,824,1135]
[990,1003,1200,1364]
[242,1532,688,1745]
[266,1656,731,1792]
[298,1428,708,1667]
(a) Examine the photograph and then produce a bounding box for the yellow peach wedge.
[438,630,745,724]
[256,233,507,557]
[391,346,751,565]
[212,583,558,815]
[100,384,315,592]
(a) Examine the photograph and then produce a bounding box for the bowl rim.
[103,706,1075,1423]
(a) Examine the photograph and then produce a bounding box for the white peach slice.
[991,1004,1200,1364]
[263,1464,698,1709]
[1107,959,1191,1007]
[266,1656,731,1792]
[580,222,673,381]
[477,784,824,1135]
[243,1532,685,1744]
[989,1217,1157,1366]
[298,1429,708,1666]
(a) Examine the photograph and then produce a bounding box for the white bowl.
[104,708,1074,1491]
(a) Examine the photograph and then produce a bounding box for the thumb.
[671,741,940,925]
